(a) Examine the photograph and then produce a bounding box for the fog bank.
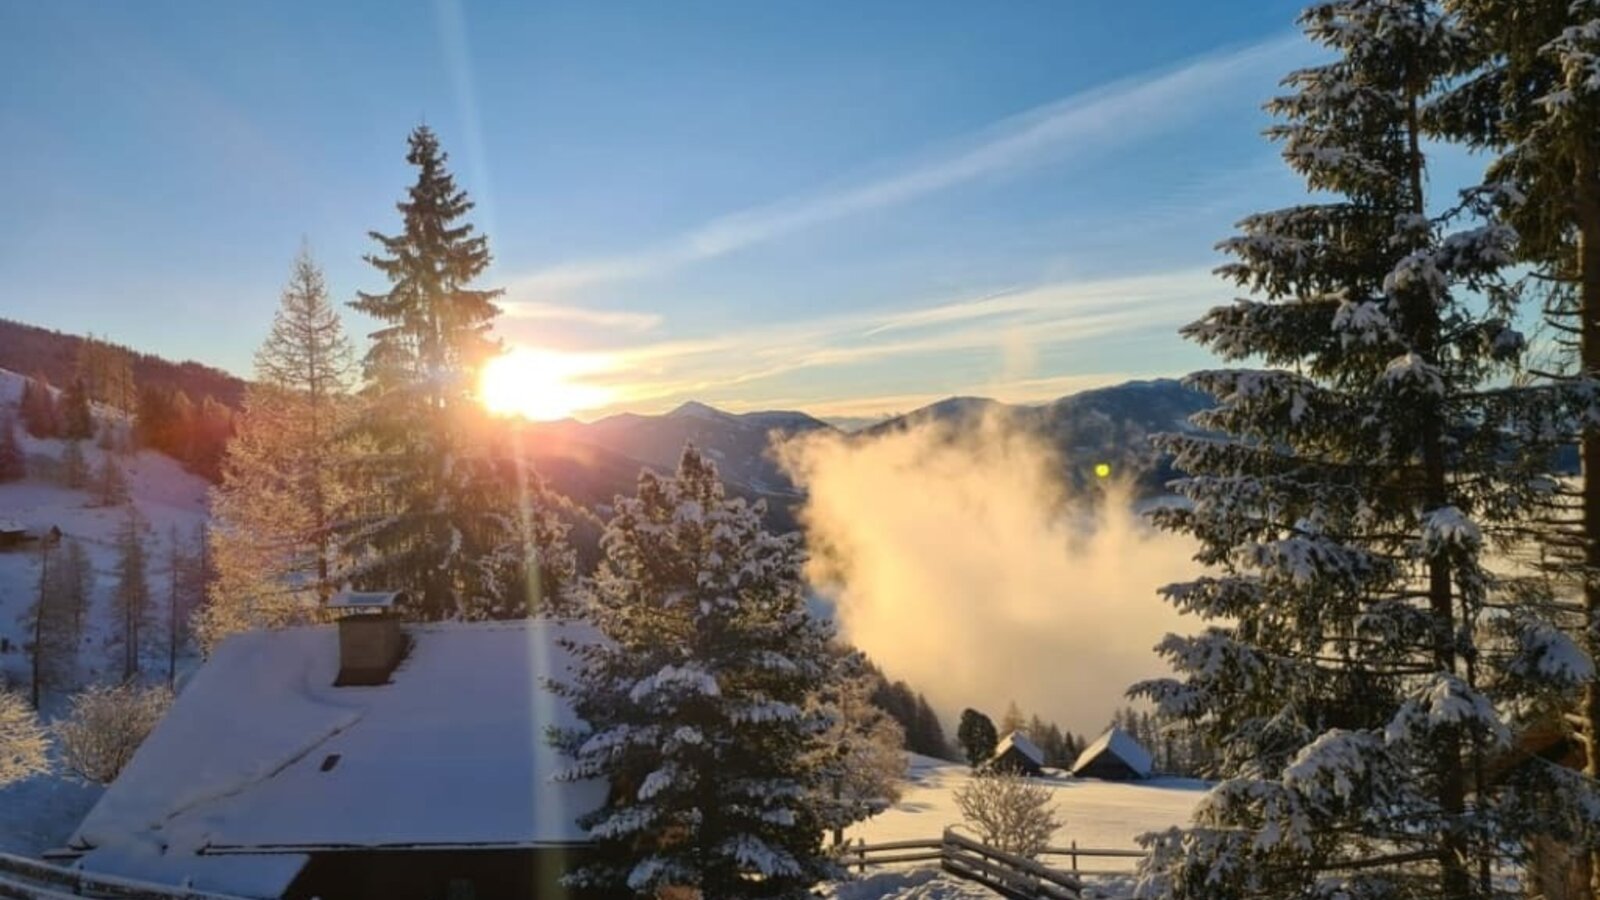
[778,413,1196,737]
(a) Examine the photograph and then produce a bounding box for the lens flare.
[480,347,617,421]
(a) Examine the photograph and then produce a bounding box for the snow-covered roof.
[994,731,1044,766]
[0,517,27,533]
[326,588,403,610]
[1071,726,1153,778]
[70,619,605,897]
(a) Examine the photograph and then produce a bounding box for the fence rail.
[840,829,1145,899]
[0,853,246,900]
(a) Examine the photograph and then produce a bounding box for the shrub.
[0,689,51,788]
[56,683,172,784]
[953,768,1062,859]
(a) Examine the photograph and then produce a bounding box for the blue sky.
[0,1,1481,420]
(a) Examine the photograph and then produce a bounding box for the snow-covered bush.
[0,689,51,788]
[952,769,1061,859]
[56,683,172,784]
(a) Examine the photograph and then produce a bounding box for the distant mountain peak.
[666,400,730,421]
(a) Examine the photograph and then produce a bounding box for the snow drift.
[777,409,1195,736]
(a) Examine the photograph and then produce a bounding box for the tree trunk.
[1573,131,1600,900]
[32,542,51,710]
[1407,85,1470,899]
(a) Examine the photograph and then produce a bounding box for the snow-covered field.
[825,754,1207,898]
[849,754,1207,851]
[0,368,211,854]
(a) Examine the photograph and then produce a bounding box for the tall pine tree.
[1134,3,1595,897]
[344,126,529,620]
[553,447,838,898]
[1435,2,1600,891]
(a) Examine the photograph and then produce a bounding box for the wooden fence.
[839,828,1146,899]
[0,852,246,900]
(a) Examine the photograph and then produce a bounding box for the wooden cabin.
[1071,726,1153,781]
[989,731,1045,777]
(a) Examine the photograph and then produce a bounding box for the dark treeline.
[859,656,953,760]
[0,318,245,411]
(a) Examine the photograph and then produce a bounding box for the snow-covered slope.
[0,368,212,854]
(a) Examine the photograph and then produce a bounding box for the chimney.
[329,590,406,686]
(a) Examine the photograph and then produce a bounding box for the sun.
[479,347,617,421]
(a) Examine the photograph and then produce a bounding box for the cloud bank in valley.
[777,413,1198,737]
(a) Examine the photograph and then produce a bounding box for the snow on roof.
[71,619,605,895]
[994,731,1044,766]
[0,517,27,533]
[326,589,403,610]
[1072,726,1153,778]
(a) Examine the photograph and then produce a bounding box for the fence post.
[1071,839,1078,874]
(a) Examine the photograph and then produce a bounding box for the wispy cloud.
[496,267,1217,418]
[500,299,662,332]
[507,33,1305,298]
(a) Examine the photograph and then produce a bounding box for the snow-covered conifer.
[553,446,839,898]
[1436,1,1600,889]
[1134,3,1597,897]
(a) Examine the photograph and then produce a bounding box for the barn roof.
[68,619,605,897]
[1072,726,1153,778]
[994,731,1044,767]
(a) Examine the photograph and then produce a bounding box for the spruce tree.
[93,451,128,507]
[24,536,75,706]
[956,708,998,767]
[0,415,23,483]
[1436,2,1600,890]
[113,507,150,681]
[58,537,92,650]
[59,378,92,440]
[59,439,87,490]
[19,373,58,438]
[1134,3,1595,897]
[344,126,528,621]
[553,446,838,898]
[911,694,947,759]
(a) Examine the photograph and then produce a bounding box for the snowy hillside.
[0,367,211,854]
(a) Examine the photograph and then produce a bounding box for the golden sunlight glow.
[480,347,619,421]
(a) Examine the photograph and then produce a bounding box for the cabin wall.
[287,847,612,900]
[990,747,1043,777]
